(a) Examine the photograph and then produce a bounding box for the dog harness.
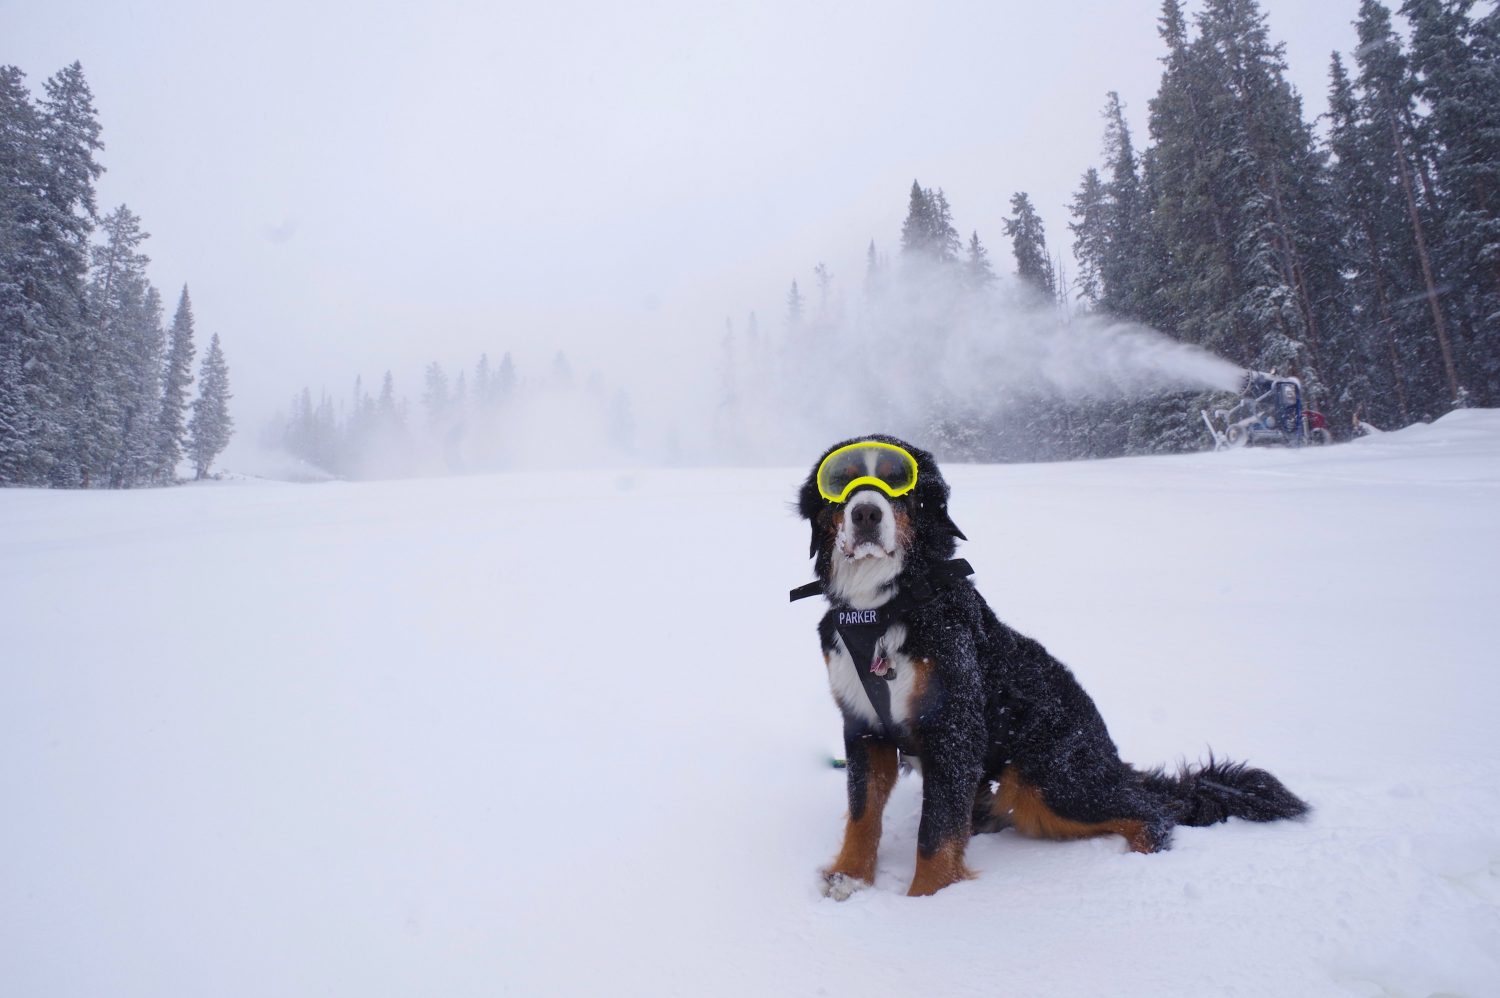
[790,559,974,735]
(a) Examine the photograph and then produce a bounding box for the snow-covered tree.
[900,181,961,265]
[1068,167,1109,308]
[964,231,997,291]
[785,279,804,328]
[1004,191,1056,297]
[0,63,102,485]
[422,361,450,426]
[1402,0,1497,404]
[187,332,232,478]
[495,352,516,399]
[75,204,154,486]
[152,285,196,482]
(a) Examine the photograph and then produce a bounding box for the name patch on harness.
[833,604,899,732]
[837,609,880,626]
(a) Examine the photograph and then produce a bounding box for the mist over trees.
[712,0,1498,463]
[0,63,233,487]
[258,0,1494,476]
[268,351,637,479]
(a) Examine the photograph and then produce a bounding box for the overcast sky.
[9,0,1363,429]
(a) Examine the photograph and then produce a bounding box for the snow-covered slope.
[4,412,1499,997]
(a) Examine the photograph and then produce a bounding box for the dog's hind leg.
[992,768,1173,854]
[822,735,898,900]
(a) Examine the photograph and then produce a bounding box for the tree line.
[270,351,636,479]
[1,63,233,488]
[729,0,1498,462]
[1067,0,1497,444]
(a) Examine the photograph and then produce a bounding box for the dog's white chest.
[825,622,916,732]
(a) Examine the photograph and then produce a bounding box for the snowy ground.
[4,412,1499,997]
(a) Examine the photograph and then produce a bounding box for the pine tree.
[187,332,232,478]
[1145,0,1244,352]
[39,63,105,485]
[1100,92,1147,317]
[496,352,516,398]
[1068,167,1109,308]
[152,285,196,482]
[285,387,314,462]
[1204,0,1326,376]
[377,370,401,431]
[452,370,468,421]
[813,262,833,315]
[785,279,804,328]
[475,353,492,408]
[0,66,42,483]
[1345,0,1461,415]
[1142,0,1337,412]
[1003,192,1056,297]
[964,231,996,290]
[899,181,961,265]
[1325,51,1398,427]
[0,63,102,485]
[422,361,450,425]
[346,373,374,471]
[112,282,164,486]
[1403,0,1499,404]
[74,204,152,486]
[900,180,935,258]
[931,190,962,263]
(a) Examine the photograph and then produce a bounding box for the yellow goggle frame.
[816,440,919,503]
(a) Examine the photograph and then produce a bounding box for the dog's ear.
[795,471,825,559]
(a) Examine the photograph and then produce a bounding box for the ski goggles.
[816,441,919,503]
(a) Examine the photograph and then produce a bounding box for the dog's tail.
[1138,754,1309,827]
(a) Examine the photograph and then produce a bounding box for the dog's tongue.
[870,655,890,677]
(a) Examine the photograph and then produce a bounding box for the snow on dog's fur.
[795,434,1309,899]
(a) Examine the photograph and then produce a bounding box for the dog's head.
[796,435,965,606]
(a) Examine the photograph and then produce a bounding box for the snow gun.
[1201,370,1331,450]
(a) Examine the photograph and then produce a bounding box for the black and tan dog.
[793,435,1307,899]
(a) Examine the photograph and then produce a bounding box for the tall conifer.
[153,285,196,482]
[187,332,232,478]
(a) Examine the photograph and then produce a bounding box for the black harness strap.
[790,559,975,737]
[788,579,825,603]
[834,601,903,733]
[787,558,973,603]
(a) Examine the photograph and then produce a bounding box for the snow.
[4,412,1500,997]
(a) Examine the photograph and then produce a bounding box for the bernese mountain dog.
[793,434,1308,899]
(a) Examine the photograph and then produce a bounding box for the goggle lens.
[816,442,919,503]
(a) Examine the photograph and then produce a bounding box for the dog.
[793,435,1308,899]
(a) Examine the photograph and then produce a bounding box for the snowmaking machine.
[1201,372,1332,450]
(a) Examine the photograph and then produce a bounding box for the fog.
[706,263,1247,464]
[6,0,1360,472]
[245,257,1248,478]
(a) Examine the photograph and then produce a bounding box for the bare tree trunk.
[1389,108,1461,403]
[1365,220,1412,423]
[1180,78,1246,359]
[1265,167,1320,354]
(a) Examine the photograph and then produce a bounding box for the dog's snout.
[837,491,896,559]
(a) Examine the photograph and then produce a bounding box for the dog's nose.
[851,504,883,528]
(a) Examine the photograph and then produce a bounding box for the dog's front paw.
[820,871,870,901]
